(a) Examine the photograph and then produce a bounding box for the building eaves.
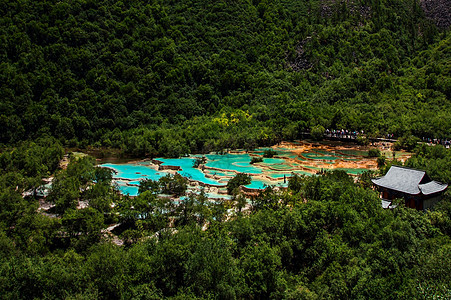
[419,181,448,195]
[371,165,426,195]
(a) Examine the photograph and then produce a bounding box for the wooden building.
[371,166,448,210]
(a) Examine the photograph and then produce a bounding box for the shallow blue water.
[337,149,369,156]
[205,153,262,174]
[303,150,359,161]
[102,146,370,196]
[263,158,286,164]
[102,157,222,197]
[118,184,139,197]
[206,193,233,200]
[303,152,341,160]
[158,158,194,168]
[266,173,290,179]
[315,150,347,157]
[279,153,299,159]
[244,178,289,190]
[244,180,268,189]
[205,170,235,177]
[292,170,313,176]
[102,163,165,180]
[158,157,221,185]
[180,169,222,185]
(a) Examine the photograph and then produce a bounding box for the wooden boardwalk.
[300,132,398,143]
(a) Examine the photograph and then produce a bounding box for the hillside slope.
[0,0,449,154]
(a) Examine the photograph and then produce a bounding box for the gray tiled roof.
[371,165,448,196]
[419,181,448,195]
[371,166,426,195]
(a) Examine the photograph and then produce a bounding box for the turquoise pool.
[205,153,262,174]
[117,184,139,197]
[101,144,375,197]
[205,170,235,177]
[337,149,369,156]
[102,163,164,180]
[245,179,288,190]
[244,180,270,190]
[266,173,290,179]
[303,152,341,160]
[292,170,313,176]
[263,158,286,164]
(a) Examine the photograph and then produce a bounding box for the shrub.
[377,156,386,168]
[193,156,207,168]
[311,125,325,141]
[226,173,251,195]
[263,149,278,158]
[250,157,263,164]
[368,148,381,157]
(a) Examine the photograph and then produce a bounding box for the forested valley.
[1,0,450,155]
[1,0,450,298]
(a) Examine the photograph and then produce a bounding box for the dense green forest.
[1,139,451,299]
[1,0,451,298]
[1,0,450,156]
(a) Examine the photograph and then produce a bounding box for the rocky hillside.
[421,0,451,29]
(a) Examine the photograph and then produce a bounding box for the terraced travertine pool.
[100,141,388,197]
[204,153,262,174]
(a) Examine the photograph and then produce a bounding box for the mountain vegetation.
[1,142,450,298]
[0,0,450,157]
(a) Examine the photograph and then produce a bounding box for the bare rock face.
[320,0,371,19]
[287,38,313,72]
[420,0,451,29]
